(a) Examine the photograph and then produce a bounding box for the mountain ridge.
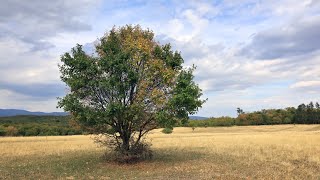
[0,109,207,119]
[0,109,68,117]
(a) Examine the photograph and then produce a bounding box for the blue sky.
[0,0,319,117]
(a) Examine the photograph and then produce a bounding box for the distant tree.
[5,126,18,136]
[315,102,320,123]
[294,103,307,124]
[236,113,249,125]
[293,102,320,124]
[236,108,244,115]
[308,101,314,109]
[58,25,205,161]
[308,102,316,123]
[0,126,6,136]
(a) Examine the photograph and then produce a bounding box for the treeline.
[294,102,320,124]
[187,116,235,127]
[1,101,319,136]
[0,115,84,136]
[235,108,295,125]
[186,101,320,127]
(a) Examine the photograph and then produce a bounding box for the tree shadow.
[101,147,205,165]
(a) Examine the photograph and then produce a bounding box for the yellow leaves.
[120,25,154,55]
[150,88,166,107]
[96,25,180,111]
[135,80,148,102]
[145,58,176,85]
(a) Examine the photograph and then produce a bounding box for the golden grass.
[0,135,99,157]
[0,124,319,179]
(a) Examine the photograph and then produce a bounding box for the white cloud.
[240,15,320,59]
[290,81,320,89]
[0,38,60,84]
[0,0,101,50]
[0,89,61,112]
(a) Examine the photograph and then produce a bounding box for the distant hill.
[189,116,208,120]
[0,109,207,120]
[0,109,68,117]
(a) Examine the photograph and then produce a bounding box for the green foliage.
[5,126,18,136]
[0,125,6,136]
[185,102,320,128]
[58,25,205,157]
[188,116,235,127]
[161,127,173,134]
[293,102,320,124]
[236,107,244,115]
[236,103,320,126]
[0,115,83,136]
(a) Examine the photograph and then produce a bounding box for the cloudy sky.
[0,0,319,117]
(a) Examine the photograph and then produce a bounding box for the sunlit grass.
[0,124,319,179]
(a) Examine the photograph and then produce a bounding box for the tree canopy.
[58,25,205,160]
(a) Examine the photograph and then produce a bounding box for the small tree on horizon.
[237,107,244,116]
[58,25,205,162]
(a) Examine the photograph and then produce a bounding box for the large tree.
[58,25,205,160]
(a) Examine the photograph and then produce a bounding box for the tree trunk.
[120,131,131,154]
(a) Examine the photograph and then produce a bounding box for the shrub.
[0,126,6,136]
[115,140,153,163]
[6,126,18,136]
[67,131,75,135]
[161,127,173,134]
[25,128,38,136]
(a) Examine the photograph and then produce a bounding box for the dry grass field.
[0,125,319,179]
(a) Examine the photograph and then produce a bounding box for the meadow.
[0,125,319,179]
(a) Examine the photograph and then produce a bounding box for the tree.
[58,25,205,161]
[236,107,244,115]
[0,126,6,136]
[5,126,18,136]
[294,103,306,124]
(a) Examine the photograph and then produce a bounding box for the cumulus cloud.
[240,16,320,59]
[153,0,320,117]
[0,89,61,112]
[290,80,320,93]
[0,38,60,83]
[0,0,100,51]
[0,0,102,111]
[0,82,65,99]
